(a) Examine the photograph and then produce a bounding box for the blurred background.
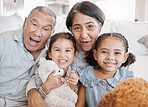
[0,0,148,22]
[0,0,148,81]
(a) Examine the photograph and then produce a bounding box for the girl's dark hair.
[85,33,136,67]
[46,32,77,60]
[66,1,105,31]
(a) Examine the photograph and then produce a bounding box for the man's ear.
[123,52,129,63]
[23,18,27,28]
[52,29,55,34]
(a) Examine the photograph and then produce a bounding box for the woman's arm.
[27,76,48,107]
[28,89,48,107]
[75,83,86,107]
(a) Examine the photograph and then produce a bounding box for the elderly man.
[0,6,56,106]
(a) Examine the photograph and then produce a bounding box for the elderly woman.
[66,1,105,66]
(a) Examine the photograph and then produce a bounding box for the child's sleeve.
[74,66,91,87]
[26,75,37,99]
[26,65,47,100]
[35,69,47,99]
[125,70,134,79]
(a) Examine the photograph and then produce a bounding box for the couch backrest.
[0,13,23,33]
[100,19,148,56]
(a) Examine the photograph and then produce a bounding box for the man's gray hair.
[28,6,56,24]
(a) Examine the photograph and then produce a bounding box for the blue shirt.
[0,28,47,106]
[78,66,134,107]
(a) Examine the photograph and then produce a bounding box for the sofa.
[0,13,23,33]
[0,13,148,81]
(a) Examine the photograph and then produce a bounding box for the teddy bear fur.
[38,58,78,107]
[97,77,148,107]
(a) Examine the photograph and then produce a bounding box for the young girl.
[34,32,80,105]
[76,33,136,107]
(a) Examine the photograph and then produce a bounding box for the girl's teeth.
[59,60,66,62]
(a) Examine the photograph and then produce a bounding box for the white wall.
[135,0,148,21]
[21,0,45,20]
[1,0,45,21]
[0,0,4,16]
[95,0,136,22]
[2,0,148,22]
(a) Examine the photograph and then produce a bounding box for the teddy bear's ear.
[97,90,117,107]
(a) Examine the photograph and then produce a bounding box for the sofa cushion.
[0,13,23,33]
[110,20,148,55]
[132,55,148,81]
[137,34,148,49]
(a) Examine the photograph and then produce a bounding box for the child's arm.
[75,83,86,107]
[27,71,64,107]
[66,70,78,91]
[42,71,65,94]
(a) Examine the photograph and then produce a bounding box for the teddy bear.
[38,58,78,107]
[97,77,148,107]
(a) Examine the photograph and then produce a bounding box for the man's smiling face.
[23,9,55,57]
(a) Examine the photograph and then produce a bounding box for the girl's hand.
[42,70,64,94]
[66,70,78,91]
